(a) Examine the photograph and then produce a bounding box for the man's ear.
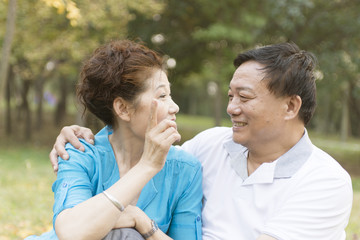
[284,95,302,120]
[113,97,131,122]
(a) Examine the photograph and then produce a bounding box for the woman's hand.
[49,125,94,173]
[140,100,181,171]
[114,205,150,232]
[49,99,180,173]
[115,206,172,240]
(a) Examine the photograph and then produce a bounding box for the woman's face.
[129,69,179,139]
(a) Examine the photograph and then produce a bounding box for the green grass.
[0,147,55,239]
[347,177,360,240]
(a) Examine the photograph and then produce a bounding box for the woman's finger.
[147,99,158,132]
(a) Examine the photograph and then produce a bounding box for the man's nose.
[227,100,241,116]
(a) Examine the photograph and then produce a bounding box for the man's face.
[227,61,289,149]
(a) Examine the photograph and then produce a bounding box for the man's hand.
[50,125,94,173]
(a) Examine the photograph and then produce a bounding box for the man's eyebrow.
[228,86,254,92]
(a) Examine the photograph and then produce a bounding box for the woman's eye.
[159,94,166,98]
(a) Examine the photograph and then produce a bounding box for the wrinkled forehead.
[147,69,170,89]
[137,68,166,90]
[230,61,267,87]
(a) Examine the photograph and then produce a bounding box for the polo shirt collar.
[223,128,313,181]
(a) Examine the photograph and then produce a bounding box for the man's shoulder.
[193,126,233,143]
[182,127,232,152]
[309,145,351,180]
[180,127,235,165]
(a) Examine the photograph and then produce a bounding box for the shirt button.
[196,216,201,221]
[62,183,67,188]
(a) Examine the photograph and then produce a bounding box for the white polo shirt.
[181,127,353,240]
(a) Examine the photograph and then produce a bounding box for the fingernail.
[63,154,69,159]
[79,146,85,152]
[89,139,94,145]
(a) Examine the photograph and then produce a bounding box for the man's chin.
[232,135,246,145]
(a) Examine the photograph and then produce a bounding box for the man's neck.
[247,127,305,176]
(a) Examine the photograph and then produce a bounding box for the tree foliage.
[1,0,359,140]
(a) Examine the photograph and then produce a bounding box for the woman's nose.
[170,99,180,114]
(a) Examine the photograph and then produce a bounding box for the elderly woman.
[26,40,202,240]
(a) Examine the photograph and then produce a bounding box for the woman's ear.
[284,95,302,120]
[113,97,131,121]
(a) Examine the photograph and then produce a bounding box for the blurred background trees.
[1,0,359,142]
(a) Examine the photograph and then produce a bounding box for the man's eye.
[239,95,253,101]
[159,94,166,98]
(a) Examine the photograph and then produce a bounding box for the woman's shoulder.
[65,126,112,155]
[63,139,100,164]
[167,145,200,166]
[61,126,114,173]
[163,146,201,180]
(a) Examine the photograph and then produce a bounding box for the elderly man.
[50,42,352,239]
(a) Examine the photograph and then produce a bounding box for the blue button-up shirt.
[26,126,202,240]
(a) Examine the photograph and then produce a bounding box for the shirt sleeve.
[167,159,203,240]
[181,133,200,156]
[262,173,353,240]
[52,141,97,226]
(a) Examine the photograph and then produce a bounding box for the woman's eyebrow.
[156,84,166,90]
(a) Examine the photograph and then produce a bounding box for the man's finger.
[74,126,95,145]
[85,136,95,145]
[49,148,59,174]
[65,134,85,152]
[54,135,82,160]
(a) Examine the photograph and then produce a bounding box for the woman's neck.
[108,127,144,177]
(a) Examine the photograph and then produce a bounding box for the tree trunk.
[188,90,198,116]
[75,102,86,126]
[0,0,17,102]
[340,82,351,142]
[5,65,14,136]
[35,76,45,130]
[55,76,67,126]
[214,81,222,126]
[213,49,223,126]
[317,93,330,134]
[21,79,32,140]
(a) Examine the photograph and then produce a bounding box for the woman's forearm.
[55,162,159,240]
